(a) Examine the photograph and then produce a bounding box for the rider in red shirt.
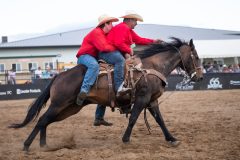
[107,11,162,59]
[76,15,118,106]
[76,28,116,59]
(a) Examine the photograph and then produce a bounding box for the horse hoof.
[23,145,29,152]
[40,143,48,148]
[40,145,50,152]
[168,140,180,147]
[122,137,130,143]
[123,141,130,144]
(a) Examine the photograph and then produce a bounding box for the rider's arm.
[131,30,154,45]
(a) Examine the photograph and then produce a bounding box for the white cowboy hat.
[120,11,143,22]
[97,14,119,27]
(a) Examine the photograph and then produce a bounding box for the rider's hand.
[125,54,131,59]
[153,39,163,44]
[130,48,134,56]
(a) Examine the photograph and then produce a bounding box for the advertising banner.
[0,73,239,100]
[166,73,240,91]
[0,80,50,100]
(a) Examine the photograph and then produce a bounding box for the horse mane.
[137,37,187,59]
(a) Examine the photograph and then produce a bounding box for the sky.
[1,0,240,41]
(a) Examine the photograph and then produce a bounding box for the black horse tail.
[9,76,57,128]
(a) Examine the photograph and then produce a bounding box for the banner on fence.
[0,73,239,100]
[0,80,50,100]
[167,73,240,91]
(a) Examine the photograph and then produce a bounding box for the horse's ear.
[189,39,193,47]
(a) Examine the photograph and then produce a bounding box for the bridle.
[171,44,201,79]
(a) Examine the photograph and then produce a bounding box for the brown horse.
[9,37,203,151]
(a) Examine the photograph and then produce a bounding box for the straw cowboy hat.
[120,11,143,22]
[97,14,119,27]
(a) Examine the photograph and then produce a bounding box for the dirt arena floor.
[0,90,239,160]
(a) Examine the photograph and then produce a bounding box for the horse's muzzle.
[191,67,203,82]
[191,73,203,82]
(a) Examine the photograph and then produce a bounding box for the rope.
[144,108,152,134]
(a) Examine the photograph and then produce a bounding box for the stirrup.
[116,87,131,97]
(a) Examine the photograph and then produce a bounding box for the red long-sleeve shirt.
[76,27,116,58]
[107,22,154,54]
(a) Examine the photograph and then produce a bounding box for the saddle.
[97,56,167,112]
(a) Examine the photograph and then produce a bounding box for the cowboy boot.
[76,92,87,106]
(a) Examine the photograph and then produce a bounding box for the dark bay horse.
[9,37,203,151]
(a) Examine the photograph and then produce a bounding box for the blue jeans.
[77,54,99,94]
[99,51,125,91]
[95,104,106,120]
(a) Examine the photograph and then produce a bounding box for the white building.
[0,24,240,73]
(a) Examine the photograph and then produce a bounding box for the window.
[44,62,53,69]
[28,62,38,71]
[12,63,22,72]
[0,64,5,73]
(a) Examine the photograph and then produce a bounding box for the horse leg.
[23,124,40,151]
[23,116,51,151]
[24,103,64,151]
[39,103,84,148]
[122,97,147,143]
[148,100,180,146]
[40,127,47,147]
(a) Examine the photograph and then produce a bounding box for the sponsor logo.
[230,80,240,86]
[207,78,222,89]
[16,89,41,95]
[176,82,194,91]
[7,91,12,95]
[0,90,12,96]
[0,92,7,96]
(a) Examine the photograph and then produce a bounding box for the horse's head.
[136,37,203,82]
[178,39,203,82]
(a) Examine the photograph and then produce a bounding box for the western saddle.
[98,56,166,113]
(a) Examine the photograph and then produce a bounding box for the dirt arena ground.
[0,90,239,160]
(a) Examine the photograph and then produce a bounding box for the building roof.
[1,24,240,59]
[1,24,240,48]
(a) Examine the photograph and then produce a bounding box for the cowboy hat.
[97,14,119,27]
[120,11,143,22]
